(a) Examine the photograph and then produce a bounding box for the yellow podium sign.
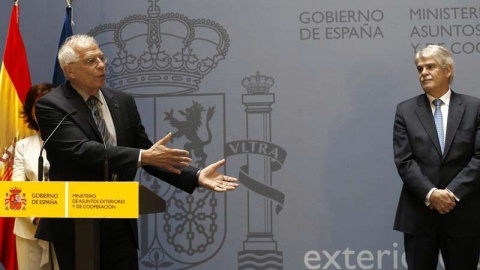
[0,181,139,218]
[68,182,138,218]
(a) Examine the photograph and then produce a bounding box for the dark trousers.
[404,230,480,270]
[99,219,139,270]
[54,219,138,270]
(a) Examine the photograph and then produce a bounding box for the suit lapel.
[444,91,465,158]
[415,95,443,156]
[102,88,124,145]
[63,82,102,140]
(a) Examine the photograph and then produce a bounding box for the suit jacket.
[12,133,49,240]
[34,82,198,256]
[393,90,480,237]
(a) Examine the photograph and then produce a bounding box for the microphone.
[101,132,109,182]
[38,110,78,182]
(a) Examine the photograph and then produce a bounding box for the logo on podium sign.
[5,187,26,211]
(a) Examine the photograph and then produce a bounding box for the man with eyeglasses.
[34,34,238,270]
[393,45,480,270]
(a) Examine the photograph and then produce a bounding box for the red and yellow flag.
[0,3,32,270]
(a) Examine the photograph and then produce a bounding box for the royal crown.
[241,71,275,94]
[87,0,230,95]
[9,187,22,195]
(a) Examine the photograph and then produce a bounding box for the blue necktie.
[433,99,444,154]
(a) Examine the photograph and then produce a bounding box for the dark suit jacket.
[393,90,480,237]
[34,82,198,260]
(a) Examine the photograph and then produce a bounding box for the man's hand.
[429,189,456,214]
[198,159,239,192]
[141,133,192,174]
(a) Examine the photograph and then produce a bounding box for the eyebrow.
[417,62,436,67]
[83,52,104,59]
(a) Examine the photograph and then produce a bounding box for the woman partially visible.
[12,83,58,270]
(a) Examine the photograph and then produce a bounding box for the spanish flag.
[0,3,32,269]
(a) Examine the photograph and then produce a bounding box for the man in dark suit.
[393,45,480,270]
[34,34,238,270]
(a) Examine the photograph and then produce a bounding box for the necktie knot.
[433,99,442,107]
[87,96,99,108]
[87,96,102,117]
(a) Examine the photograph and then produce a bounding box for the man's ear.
[445,65,452,80]
[63,65,75,79]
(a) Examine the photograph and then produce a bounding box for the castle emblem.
[5,187,26,211]
[164,101,215,168]
[0,144,15,181]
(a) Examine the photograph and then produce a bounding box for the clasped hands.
[141,133,238,192]
[428,189,456,214]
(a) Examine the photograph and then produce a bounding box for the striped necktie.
[87,96,109,145]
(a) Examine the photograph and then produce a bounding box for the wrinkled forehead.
[416,55,439,66]
[416,55,445,70]
[74,43,103,59]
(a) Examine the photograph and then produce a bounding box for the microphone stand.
[38,110,77,181]
[102,140,109,182]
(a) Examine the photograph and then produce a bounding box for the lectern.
[74,184,165,270]
[0,181,165,270]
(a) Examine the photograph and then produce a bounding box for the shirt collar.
[426,88,451,106]
[72,87,105,105]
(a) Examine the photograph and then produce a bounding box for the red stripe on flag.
[3,4,31,104]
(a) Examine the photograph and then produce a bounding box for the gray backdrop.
[1,0,480,269]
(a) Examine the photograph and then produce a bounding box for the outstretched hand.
[198,159,239,192]
[141,132,192,174]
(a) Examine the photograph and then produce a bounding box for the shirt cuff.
[195,169,201,187]
[425,188,437,206]
[138,149,142,168]
[446,188,460,202]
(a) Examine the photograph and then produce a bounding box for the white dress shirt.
[425,89,459,204]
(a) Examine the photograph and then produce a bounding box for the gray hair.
[58,34,98,70]
[414,45,455,84]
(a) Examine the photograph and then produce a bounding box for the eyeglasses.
[83,55,108,67]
